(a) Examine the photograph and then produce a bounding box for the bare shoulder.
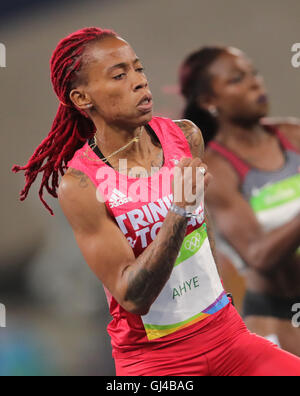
[173,119,205,158]
[278,124,300,151]
[261,117,300,150]
[58,168,92,202]
[58,168,106,233]
[261,116,300,128]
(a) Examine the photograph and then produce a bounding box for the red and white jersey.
[68,117,229,357]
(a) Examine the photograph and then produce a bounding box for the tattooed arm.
[123,211,188,313]
[59,160,208,315]
[174,119,205,159]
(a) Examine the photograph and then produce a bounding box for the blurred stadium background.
[0,0,299,376]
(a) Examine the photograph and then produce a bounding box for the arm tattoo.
[175,120,204,158]
[125,215,188,309]
[68,168,89,188]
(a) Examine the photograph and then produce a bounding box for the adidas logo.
[109,189,133,208]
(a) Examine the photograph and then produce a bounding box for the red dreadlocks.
[12,27,116,215]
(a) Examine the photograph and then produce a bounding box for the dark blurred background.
[0,0,299,376]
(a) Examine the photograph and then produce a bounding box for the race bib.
[141,224,229,341]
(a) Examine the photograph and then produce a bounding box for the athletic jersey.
[67,117,229,356]
[209,127,300,272]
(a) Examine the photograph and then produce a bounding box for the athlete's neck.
[216,119,269,148]
[93,121,151,163]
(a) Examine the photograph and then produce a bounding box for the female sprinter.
[13,28,300,375]
[180,46,300,356]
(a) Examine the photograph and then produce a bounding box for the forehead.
[209,50,254,79]
[84,36,138,71]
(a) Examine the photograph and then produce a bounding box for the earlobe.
[208,107,219,117]
[196,95,218,116]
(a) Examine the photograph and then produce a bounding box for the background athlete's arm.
[204,153,300,275]
[58,155,208,316]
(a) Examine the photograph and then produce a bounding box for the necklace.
[84,127,143,163]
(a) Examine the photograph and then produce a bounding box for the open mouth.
[137,95,153,113]
[139,97,151,105]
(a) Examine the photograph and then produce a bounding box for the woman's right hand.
[172,157,212,212]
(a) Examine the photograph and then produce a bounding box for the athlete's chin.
[136,110,153,125]
[253,109,269,121]
[118,112,153,130]
[241,106,269,124]
[252,101,269,117]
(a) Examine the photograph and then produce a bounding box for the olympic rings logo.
[184,233,201,253]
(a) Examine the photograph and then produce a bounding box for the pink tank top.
[68,117,229,357]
